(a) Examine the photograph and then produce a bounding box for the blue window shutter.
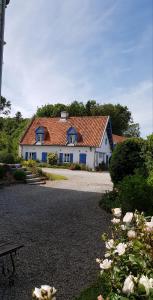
[79,153,86,164]
[25,152,28,160]
[42,152,47,162]
[59,153,63,163]
[32,152,37,160]
[70,153,73,163]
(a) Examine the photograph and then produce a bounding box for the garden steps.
[26,177,46,183]
[25,169,46,185]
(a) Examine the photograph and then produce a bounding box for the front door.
[42,152,47,162]
[79,153,86,164]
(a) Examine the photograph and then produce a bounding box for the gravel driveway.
[0,183,110,300]
[43,168,113,193]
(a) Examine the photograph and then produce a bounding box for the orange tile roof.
[20,116,109,147]
[113,134,127,144]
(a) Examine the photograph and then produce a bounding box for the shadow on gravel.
[0,184,110,300]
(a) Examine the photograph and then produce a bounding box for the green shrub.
[118,174,153,214]
[69,163,81,170]
[75,274,111,300]
[23,159,37,168]
[96,162,108,172]
[47,153,58,165]
[0,151,15,164]
[141,134,153,174]
[99,190,120,213]
[110,138,145,185]
[147,170,153,186]
[0,165,5,179]
[13,170,26,181]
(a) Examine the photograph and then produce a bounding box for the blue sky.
[2,0,153,137]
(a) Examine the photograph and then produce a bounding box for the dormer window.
[67,127,78,145]
[35,126,46,144]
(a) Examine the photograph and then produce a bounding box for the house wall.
[20,145,96,169]
[95,131,112,166]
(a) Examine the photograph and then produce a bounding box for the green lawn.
[45,172,68,181]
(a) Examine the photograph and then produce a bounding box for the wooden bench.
[0,241,24,284]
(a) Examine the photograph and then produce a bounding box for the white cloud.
[109,80,153,137]
[1,0,152,138]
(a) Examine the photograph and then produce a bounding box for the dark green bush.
[118,174,153,214]
[99,189,120,213]
[0,151,15,164]
[147,170,153,186]
[109,138,145,185]
[69,163,81,170]
[75,274,111,300]
[13,170,26,181]
[141,134,153,174]
[0,166,5,179]
[96,162,108,172]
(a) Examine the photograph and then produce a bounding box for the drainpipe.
[0,0,10,99]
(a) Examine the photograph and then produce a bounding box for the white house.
[19,112,113,170]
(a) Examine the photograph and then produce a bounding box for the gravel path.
[43,168,113,193]
[0,184,110,300]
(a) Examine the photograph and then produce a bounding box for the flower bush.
[32,285,57,300]
[96,209,153,299]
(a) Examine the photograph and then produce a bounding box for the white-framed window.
[64,153,70,163]
[69,134,76,144]
[37,133,43,142]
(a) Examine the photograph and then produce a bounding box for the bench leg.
[8,253,16,285]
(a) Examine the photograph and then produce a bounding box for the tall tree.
[68,101,86,116]
[124,122,140,137]
[36,101,135,135]
[0,96,11,115]
[15,111,22,122]
[98,103,132,135]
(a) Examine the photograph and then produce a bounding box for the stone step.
[25,170,31,175]
[27,181,46,185]
[26,177,46,183]
[26,174,38,179]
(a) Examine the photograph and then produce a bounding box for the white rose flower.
[96,258,101,263]
[41,285,52,298]
[121,224,126,231]
[100,259,112,269]
[123,212,133,223]
[105,239,114,249]
[33,288,42,299]
[122,275,135,295]
[145,220,153,232]
[149,278,153,288]
[40,285,57,300]
[127,230,136,239]
[139,275,152,295]
[111,218,120,224]
[115,242,127,256]
[105,252,111,258]
[112,208,122,218]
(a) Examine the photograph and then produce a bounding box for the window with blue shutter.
[59,153,63,163]
[70,153,73,163]
[25,152,28,160]
[67,127,78,144]
[42,152,47,162]
[35,127,45,143]
[32,152,37,160]
[79,153,86,164]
